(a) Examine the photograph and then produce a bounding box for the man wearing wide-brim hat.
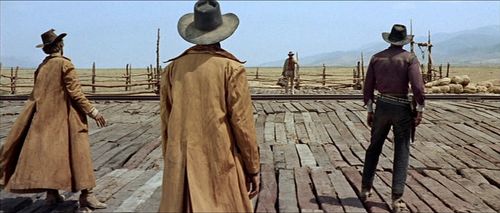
[159,0,260,212]
[0,29,107,210]
[282,51,300,94]
[361,24,425,213]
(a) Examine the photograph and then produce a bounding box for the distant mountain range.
[260,25,500,67]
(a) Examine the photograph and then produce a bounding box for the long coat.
[159,48,260,212]
[0,53,96,193]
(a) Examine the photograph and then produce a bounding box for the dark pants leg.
[361,102,392,189]
[361,100,412,199]
[391,106,412,199]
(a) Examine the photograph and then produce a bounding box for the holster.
[410,96,417,143]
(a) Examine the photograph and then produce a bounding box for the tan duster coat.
[159,48,260,212]
[0,53,96,193]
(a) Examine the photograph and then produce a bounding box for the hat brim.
[382,32,413,46]
[178,13,239,45]
[36,33,67,48]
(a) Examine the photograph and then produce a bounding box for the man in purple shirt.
[361,24,425,213]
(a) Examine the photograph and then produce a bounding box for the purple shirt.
[363,46,425,105]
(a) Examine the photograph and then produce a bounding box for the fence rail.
[1,63,368,95]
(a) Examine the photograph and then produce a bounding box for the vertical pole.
[255,67,259,79]
[92,62,96,93]
[128,64,132,91]
[295,51,300,89]
[356,61,361,86]
[156,28,160,94]
[427,30,433,82]
[439,64,442,79]
[0,62,2,82]
[10,67,14,94]
[322,64,326,86]
[361,52,365,84]
[446,62,450,78]
[125,64,129,91]
[147,66,151,89]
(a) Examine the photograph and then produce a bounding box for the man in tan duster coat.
[159,0,260,212]
[0,29,107,210]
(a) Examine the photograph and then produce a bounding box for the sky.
[1,1,499,68]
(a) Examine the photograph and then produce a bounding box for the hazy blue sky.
[1,1,499,68]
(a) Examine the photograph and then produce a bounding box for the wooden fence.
[0,62,162,95]
[1,63,366,95]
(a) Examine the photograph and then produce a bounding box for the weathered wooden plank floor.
[1,100,499,212]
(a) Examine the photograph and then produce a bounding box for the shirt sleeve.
[62,60,96,115]
[363,57,376,105]
[226,65,260,175]
[408,54,425,106]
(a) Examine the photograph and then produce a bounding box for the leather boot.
[359,187,372,202]
[392,197,408,213]
[45,189,64,205]
[79,189,107,209]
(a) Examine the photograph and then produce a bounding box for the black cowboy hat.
[382,24,413,46]
[288,51,294,56]
[35,29,66,48]
[177,0,239,45]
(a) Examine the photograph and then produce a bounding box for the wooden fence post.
[255,67,259,79]
[439,64,442,79]
[129,64,133,91]
[361,53,365,84]
[10,67,18,94]
[0,62,2,82]
[356,61,361,85]
[446,62,450,78]
[322,64,326,86]
[125,64,129,91]
[147,66,151,89]
[92,62,96,93]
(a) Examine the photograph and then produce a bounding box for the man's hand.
[246,173,260,199]
[367,112,374,127]
[415,112,423,127]
[94,113,107,128]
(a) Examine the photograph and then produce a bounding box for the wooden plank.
[255,113,267,144]
[377,171,433,213]
[323,143,349,168]
[302,112,319,143]
[310,168,343,213]
[283,102,299,113]
[264,114,275,144]
[284,112,297,143]
[439,169,500,211]
[310,112,332,144]
[95,170,157,212]
[114,171,163,212]
[294,167,320,211]
[308,143,333,169]
[124,137,161,169]
[423,170,495,212]
[294,113,310,144]
[95,169,145,202]
[404,171,453,213]
[284,144,301,169]
[291,102,308,112]
[278,169,299,213]
[341,167,390,213]
[328,169,367,213]
[272,144,286,170]
[259,143,274,165]
[255,164,277,213]
[296,144,317,168]
[0,197,33,213]
[408,170,475,212]
[477,169,500,188]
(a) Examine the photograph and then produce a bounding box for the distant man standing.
[361,24,425,213]
[282,51,300,94]
[159,0,260,212]
[0,29,107,210]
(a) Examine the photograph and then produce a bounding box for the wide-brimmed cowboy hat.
[177,0,239,45]
[382,24,413,46]
[35,29,66,48]
[288,51,294,56]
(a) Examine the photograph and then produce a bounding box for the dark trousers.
[361,99,412,199]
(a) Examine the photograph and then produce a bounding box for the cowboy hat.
[36,29,66,48]
[382,24,413,46]
[288,51,294,56]
[177,0,239,45]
